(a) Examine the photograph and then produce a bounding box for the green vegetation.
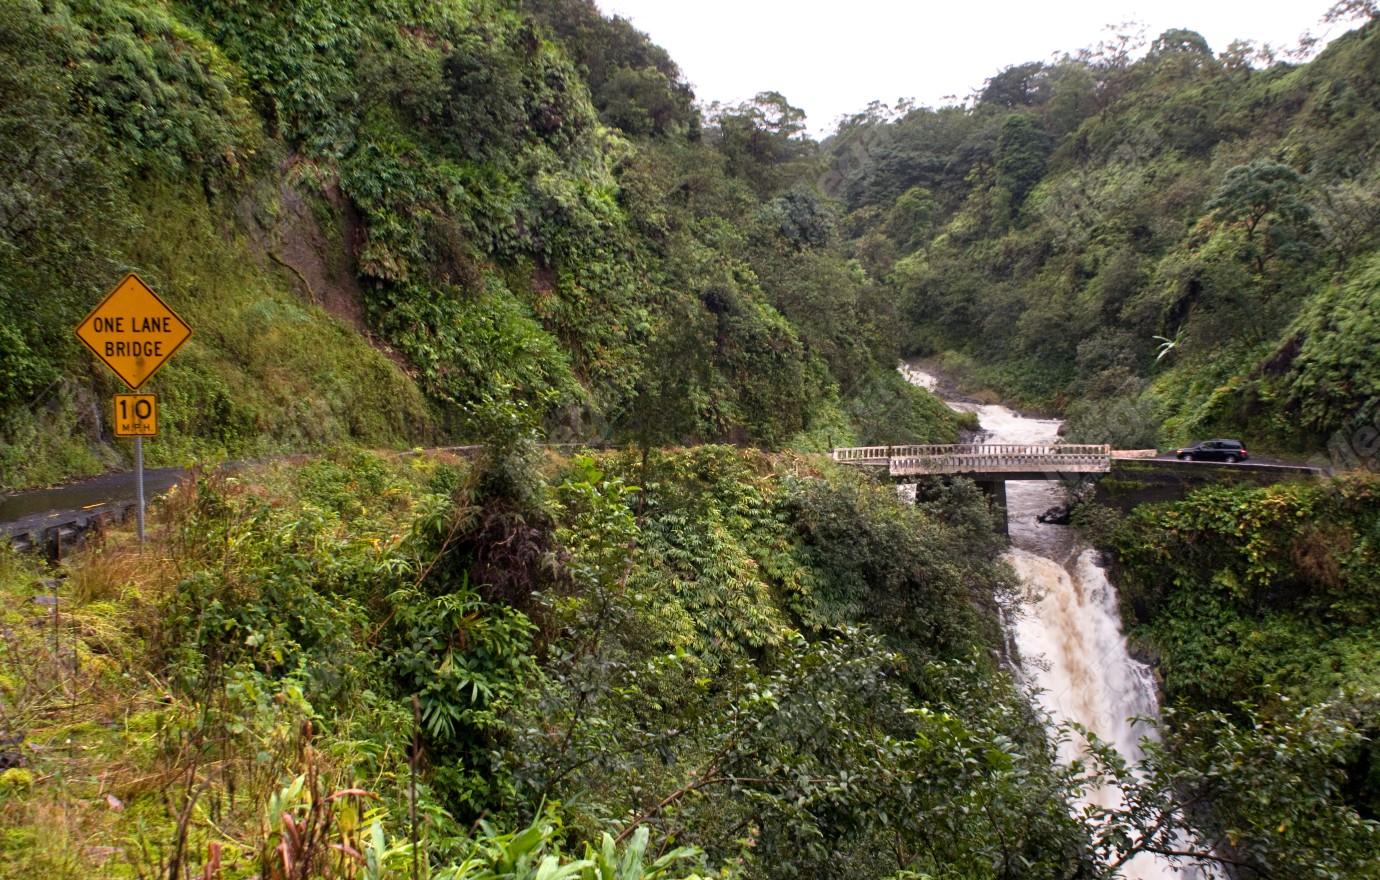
[1110,476,1380,873]
[0,0,965,491]
[6,0,1380,876]
[826,9,1380,456]
[5,448,1375,878]
[0,447,1049,878]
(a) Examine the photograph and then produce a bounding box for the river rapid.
[901,365,1185,880]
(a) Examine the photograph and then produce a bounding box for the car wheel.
[1225,454,1238,463]
[1177,453,1188,460]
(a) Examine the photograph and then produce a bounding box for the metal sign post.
[134,436,145,543]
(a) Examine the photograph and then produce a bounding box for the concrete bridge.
[831,444,1326,532]
[832,444,1114,479]
[832,443,1116,532]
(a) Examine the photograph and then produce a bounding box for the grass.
[0,385,118,489]
[0,449,463,878]
[0,537,173,880]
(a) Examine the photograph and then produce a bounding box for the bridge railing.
[832,443,1110,459]
[832,444,1113,476]
[831,446,894,464]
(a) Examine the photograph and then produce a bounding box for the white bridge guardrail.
[832,444,1113,477]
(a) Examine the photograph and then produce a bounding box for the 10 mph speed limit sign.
[113,394,157,437]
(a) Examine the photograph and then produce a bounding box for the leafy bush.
[1278,253,1380,437]
[784,470,1009,663]
[1109,475,1380,851]
[844,368,969,445]
[63,0,261,176]
[392,564,537,748]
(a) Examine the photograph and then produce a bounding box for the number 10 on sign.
[114,394,157,437]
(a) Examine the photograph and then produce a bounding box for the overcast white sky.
[594,1,1352,135]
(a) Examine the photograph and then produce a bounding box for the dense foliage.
[0,448,1053,876]
[825,9,1380,456]
[6,447,1373,877]
[6,1,1380,876]
[1110,475,1380,874]
[0,0,963,490]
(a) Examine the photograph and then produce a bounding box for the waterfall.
[901,366,1184,880]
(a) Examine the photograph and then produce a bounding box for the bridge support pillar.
[973,478,1009,535]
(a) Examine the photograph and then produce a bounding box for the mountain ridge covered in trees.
[6,2,1376,486]
[825,8,1380,458]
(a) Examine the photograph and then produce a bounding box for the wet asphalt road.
[0,466,188,538]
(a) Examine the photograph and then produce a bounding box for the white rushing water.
[902,366,1181,880]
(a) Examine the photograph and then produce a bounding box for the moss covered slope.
[0,0,962,490]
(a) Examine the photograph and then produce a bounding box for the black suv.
[1175,439,1249,463]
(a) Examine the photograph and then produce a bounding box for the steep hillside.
[0,0,962,490]
[1108,475,1380,860]
[826,14,1380,458]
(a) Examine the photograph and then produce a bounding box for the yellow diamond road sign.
[75,273,191,390]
